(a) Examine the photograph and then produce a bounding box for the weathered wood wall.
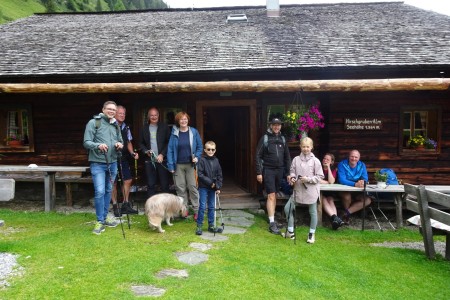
[324,90,450,185]
[1,89,449,187]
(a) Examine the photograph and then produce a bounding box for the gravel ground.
[0,253,23,289]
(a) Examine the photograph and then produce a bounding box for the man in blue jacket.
[337,149,372,223]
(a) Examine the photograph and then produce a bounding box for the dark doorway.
[202,106,250,191]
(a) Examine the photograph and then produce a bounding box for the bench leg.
[65,183,73,207]
[317,192,323,226]
[395,193,403,229]
[44,172,56,212]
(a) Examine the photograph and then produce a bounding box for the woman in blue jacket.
[167,112,203,218]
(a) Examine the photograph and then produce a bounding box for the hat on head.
[269,118,283,125]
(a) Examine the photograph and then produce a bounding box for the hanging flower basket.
[283,104,325,140]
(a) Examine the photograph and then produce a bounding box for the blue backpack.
[379,168,399,185]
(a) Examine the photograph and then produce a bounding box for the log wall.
[324,90,450,185]
[1,89,449,188]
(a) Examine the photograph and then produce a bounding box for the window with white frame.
[401,107,440,152]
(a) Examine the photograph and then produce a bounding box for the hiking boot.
[195,226,203,235]
[208,224,223,233]
[113,203,121,218]
[121,202,138,215]
[268,222,280,235]
[92,222,105,235]
[281,230,295,240]
[104,216,118,228]
[331,215,345,230]
[307,233,315,244]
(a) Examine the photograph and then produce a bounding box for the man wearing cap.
[256,118,292,234]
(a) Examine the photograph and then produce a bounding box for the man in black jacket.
[256,118,292,234]
[139,107,171,198]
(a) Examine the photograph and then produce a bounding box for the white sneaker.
[307,233,315,244]
[104,216,118,228]
[281,231,295,240]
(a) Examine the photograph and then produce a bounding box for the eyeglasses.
[206,148,216,152]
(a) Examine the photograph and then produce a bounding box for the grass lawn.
[0,0,45,24]
[0,208,449,299]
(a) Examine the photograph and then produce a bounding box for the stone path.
[131,209,255,297]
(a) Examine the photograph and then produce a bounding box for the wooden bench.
[0,172,92,206]
[0,179,15,201]
[404,184,450,260]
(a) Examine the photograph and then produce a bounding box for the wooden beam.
[0,78,449,93]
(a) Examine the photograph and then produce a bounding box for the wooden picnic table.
[319,184,405,228]
[0,165,89,212]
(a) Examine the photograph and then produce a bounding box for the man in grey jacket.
[83,100,124,235]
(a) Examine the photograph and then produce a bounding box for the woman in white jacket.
[283,137,324,243]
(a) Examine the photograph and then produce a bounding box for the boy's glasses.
[206,148,216,152]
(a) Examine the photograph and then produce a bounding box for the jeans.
[197,187,216,226]
[144,160,170,198]
[173,163,199,211]
[90,162,117,223]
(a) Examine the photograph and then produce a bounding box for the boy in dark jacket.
[196,141,223,235]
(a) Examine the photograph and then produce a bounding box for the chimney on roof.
[266,0,280,17]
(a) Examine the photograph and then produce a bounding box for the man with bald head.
[337,149,372,223]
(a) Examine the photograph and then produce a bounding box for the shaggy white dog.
[144,193,187,233]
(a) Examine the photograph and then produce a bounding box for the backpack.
[379,168,399,185]
[263,134,286,149]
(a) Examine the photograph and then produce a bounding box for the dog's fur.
[144,193,187,233]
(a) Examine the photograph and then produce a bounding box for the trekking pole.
[213,192,217,237]
[284,198,292,239]
[293,189,297,245]
[216,192,224,232]
[104,152,126,239]
[117,152,131,229]
[362,179,367,231]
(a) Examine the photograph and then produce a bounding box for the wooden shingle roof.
[0,2,449,78]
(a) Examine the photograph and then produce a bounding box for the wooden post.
[417,185,436,259]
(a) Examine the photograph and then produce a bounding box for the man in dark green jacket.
[83,100,124,235]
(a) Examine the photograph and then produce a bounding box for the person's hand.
[300,176,310,183]
[216,190,221,194]
[146,150,152,157]
[323,162,330,169]
[131,152,139,160]
[115,142,123,150]
[256,175,263,183]
[157,154,163,163]
[192,157,198,163]
[290,176,297,185]
[355,180,364,188]
[211,182,216,189]
[98,144,108,152]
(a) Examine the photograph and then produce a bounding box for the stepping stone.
[155,269,189,279]
[199,232,229,241]
[222,216,254,228]
[0,220,4,227]
[190,242,213,251]
[131,285,165,297]
[221,210,254,219]
[221,225,246,234]
[176,251,208,265]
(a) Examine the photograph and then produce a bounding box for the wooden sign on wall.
[345,118,382,130]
